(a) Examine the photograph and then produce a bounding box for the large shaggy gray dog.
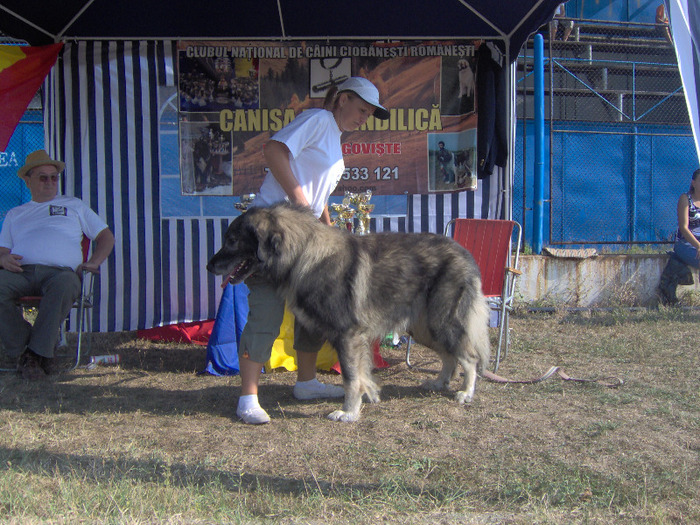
[207,203,490,422]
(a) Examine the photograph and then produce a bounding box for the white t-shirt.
[254,108,344,218]
[0,195,109,271]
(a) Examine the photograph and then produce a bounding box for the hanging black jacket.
[476,42,508,179]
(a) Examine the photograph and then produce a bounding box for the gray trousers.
[239,275,326,363]
[0,265,81,359]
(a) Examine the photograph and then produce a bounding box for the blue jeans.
[673,239,700,269]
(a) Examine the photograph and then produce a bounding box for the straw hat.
[17,150,65,179]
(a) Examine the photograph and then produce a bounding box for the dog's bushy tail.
[468,290,491,372]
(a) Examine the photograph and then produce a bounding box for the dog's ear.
[245,208,284,263]
[257,229,282,262]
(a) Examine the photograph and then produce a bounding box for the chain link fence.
[516,19,698,249]
[0,36,45,225]
[0,107,44,227]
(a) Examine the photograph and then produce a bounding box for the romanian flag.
[0,43,63,151]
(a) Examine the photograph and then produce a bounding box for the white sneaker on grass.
[293,378,345,400]
[236,405,270,425]
[236,394,270,424]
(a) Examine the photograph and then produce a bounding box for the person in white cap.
[0,150,114,379]
[235,76,389,424]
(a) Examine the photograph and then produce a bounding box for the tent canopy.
[0,0,561,60]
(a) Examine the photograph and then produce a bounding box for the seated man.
[0,150,115,379]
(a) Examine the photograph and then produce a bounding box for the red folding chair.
[446,218,522,370]
[404,219,522,372]
[2,236,94,372]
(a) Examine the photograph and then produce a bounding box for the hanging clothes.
[476,41,509,179]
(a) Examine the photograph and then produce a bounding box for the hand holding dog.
[263,140,310,208]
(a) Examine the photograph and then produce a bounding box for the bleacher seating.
[518,19,686,125]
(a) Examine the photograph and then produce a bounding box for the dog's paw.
[421,379,447,391]
[327,410,360,422]
[455,390,473,404]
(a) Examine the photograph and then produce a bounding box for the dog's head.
[206,204,313,286]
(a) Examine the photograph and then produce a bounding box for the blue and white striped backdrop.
[45,40,507,332]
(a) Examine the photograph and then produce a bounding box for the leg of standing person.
[550,20,559,40]
[236,275,345,424]
[562,21,574,42]
[236,276,285,424]
[293,321,344,400]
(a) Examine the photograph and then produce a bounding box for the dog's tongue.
[221,273,232,289]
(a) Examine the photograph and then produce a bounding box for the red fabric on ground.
[331,339,390,374]
[139,321,390,371]
[137,320,215,345]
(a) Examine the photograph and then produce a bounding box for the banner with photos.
[177,40,478,197]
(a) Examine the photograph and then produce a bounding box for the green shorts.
[238,275,326,363]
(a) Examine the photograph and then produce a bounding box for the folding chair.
[404,219,522,372]
[1,236,94,372]
[446,218,522,371]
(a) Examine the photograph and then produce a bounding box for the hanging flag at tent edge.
[0,42,63,151]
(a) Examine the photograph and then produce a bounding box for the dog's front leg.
[326,338,365,422]
[327,381,363,422]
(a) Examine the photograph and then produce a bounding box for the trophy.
[330,202,355,232]
[234,193,256,213]
[356,203,374,235]
[348,190,374,235]
[343,192,357,207]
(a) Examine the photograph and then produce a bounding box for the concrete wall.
[515,254,700,307]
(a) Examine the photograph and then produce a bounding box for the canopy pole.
[55,0,98,42]
[533,33,545,254]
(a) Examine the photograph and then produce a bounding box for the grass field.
[0,308,698,524]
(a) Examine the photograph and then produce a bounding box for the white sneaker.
[293,378,345,400]
[236,405,271,425]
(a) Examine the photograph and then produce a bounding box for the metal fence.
[0,108,44,228]
[515,19,698,249]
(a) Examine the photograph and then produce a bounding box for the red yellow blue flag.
[0,43,63,151]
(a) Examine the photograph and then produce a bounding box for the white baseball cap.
[336,77,389,120]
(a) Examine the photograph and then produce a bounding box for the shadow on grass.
[0,372,452,419]
[0,444,471,505]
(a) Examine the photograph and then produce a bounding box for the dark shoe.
[39,355,56,375]
[657,277,678,305]
[17,349,48,380]
[657,285,678,306]
[657,254,692,305]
